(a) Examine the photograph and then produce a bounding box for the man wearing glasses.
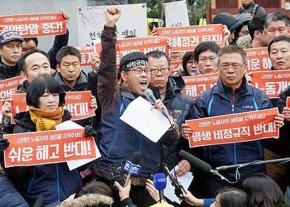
[96,8,179,207]
[193,41,220,75]
[146,50,193,177]
[182,45,284,198]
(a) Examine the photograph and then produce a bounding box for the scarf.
[29,106,64,131]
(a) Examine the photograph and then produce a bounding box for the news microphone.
[179,150,230,183]
[153,172,167,203]
[124,151,142,187]
[162,164,186,198]
[144,89,173,126]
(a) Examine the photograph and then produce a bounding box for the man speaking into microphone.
[96,7,179,207]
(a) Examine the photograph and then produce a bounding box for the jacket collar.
[54,71,87,91]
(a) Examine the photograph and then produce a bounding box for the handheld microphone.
[162,164,186,198]
[144,89,173,126]
[178,150,230,183]
[124,151,142,187]
[153,172,167,203]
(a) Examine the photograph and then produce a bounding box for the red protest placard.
[154,24,225,52]
[4,128,96,167]
[0,13,66,37]
[245,47,271,72]
[95,36,169,65]
[11,91,95,121]
[0,76,22,99]
[0,101,2,124]
[78,46,95,67]
[182,73,219,99]
[249,70,290,98]
[186,108,279,148]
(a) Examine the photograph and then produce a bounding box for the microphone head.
[131,151,142,165]
[153,173,167,190]
[179,150,212,174]
[144,88,155,103]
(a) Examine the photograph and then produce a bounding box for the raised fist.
[105,7,121,27]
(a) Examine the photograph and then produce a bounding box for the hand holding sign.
[181,123,192,140]
[274,113,285,128]
[105,7,121,27]
[282,107,290,122]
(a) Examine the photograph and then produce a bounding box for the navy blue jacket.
[97,26,179,176]
[191,77,272,180]
[7,111,82,206]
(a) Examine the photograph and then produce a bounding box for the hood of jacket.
[58,194,113,207]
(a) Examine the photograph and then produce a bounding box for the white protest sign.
[164,0,189,28]
[77,4,148,46]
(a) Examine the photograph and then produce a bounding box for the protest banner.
[164,0,189,28]
[186,108,279,148]
[287,97,290,107]
[77,4,147,46]
[249,70,290,98]
[182,73,219,99]
[95,36,169,65]
[245,47,271,71]
[11,91,95,121]
[78,46,95,67]
[155,24,225,52]
[0,13,66,37]
[4,128,97,167]
[0,76,22,100]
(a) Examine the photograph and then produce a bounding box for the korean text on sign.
[4,128,97,167]
[245,47,271,71]
[186,108,279,148]
[249,70,290,98]
[0,76,22,100]
[155,24,225,51]
[0,13,66,37]
[11,91,95,121]
[182,73,219,99]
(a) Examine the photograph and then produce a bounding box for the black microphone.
[124,151,142,187]
[179,150,229,183]
[162,164,186,198]
[144,88,173,125]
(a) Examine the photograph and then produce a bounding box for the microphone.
[144,89,173,126]
[162,164,186,198]
[178,150,230,183]
[124,151,142,187]
[153,172,167,203]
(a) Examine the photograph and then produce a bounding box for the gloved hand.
[84,125,98,138]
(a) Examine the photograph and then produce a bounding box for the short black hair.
[26,74,65,108]
[56,46,81,65]
[18,49,50,72]
[193,41,220,63]
[248,14,267,39]
[24,37,39,47]
[218,188,247,207]
[146,50,170,65]
[265,11,290,28]
[268,35,290,54]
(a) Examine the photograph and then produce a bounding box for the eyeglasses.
[150,68,169,75]
[128,67,150,75]
[219,63,245,71]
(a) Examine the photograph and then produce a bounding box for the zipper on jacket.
[232,92,237,164]
[28,168,36,192]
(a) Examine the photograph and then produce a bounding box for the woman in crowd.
[6,74,82,206]
[182,51,197,76]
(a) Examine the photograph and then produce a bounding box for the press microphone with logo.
[123,151,142,187]
[144,88,173,126]
[179,150,229,183]
[153,172,167,203]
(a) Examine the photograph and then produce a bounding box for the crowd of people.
[1,0,290,206]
